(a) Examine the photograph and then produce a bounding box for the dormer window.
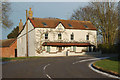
[58,33,62,39]
[68,24,72,27]
[84,25,88,28]
[42,22,47,26]
[71,33,74,40]
[86,34,89,40]
[45,33,48,39]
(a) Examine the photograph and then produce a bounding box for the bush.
[98,44,119,54]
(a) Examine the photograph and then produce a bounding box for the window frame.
[71,33,74,40]
[58,33,62,39]
[45,33,48,39]
[47,46,50,52]
[73,46,76,52]
[86,35,89,40]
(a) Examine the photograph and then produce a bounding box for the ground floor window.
[73,46,76,52]
[42,46,45,50]
[47,46,50,52]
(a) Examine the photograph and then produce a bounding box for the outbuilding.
[0,38,17,57]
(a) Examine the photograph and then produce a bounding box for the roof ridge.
[32,17,91,22]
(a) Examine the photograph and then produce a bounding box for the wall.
[28,20,35,56]
[0,40,17,57]
[35,25,97,44]
[35,23,97,55]
[17,22,27,57]
[17,19,35,57]
[17,20,97,57]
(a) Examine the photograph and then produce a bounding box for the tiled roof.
[42,42,92,46]
[29,17,96,30]
[0,38,16,47]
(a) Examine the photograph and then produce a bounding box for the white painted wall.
[17,21,97,57]
[34,23,97,56]
[28,20,35,56]
[35,27,97,44]
[17,20,35,57]
[17,23,27,57]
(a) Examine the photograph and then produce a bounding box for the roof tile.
[29,17,96,30]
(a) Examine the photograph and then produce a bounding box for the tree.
[7,26,19,39]
[2,1,13,28]
[71,2,118,45]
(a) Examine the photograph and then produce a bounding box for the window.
[42,22,47,26]
[86,35,89,40]
[68,24,72,27]
[58,33,62,39]
[84,25,88,28]
[73,46,76,52]
[47,46,50,52]
[45,33,48,39]
[71,33,74,40]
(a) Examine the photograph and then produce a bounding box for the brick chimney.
[28,8,33,19]
[19,19,23,33]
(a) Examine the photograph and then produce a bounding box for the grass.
[94,57,120,74]
[1,56,42,62]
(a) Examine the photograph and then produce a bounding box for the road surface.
[2,56,117,80]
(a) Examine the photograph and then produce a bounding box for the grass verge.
[94,57,120,75]
[1,56,42,62]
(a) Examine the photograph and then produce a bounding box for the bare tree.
[71,2,118,45]
[2,1,13,28]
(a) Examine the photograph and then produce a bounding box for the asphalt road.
[2,56,117,80]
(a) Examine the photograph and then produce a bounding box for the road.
[2,56,117,80]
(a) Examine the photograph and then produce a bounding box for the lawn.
[94,57,120,74]
[1,56,42,62]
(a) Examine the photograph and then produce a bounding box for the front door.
[58,47,62,52]
[15,49,17,57]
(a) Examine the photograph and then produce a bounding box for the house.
[17,8,97,57]
[0,38,17,57]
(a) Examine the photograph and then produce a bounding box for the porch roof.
[42,42,93,46]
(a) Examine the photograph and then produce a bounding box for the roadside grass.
[1,56,42,62]
[94,57,120,74]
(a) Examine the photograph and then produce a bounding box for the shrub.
[98,44,119,54]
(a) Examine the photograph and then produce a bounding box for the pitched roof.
[29,17,96,30]
[0,38,16,47]
[42,42,92,46]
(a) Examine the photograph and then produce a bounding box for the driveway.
[2,56,116,79]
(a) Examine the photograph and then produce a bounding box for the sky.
[1,0,119,39]
[1,2,89,39]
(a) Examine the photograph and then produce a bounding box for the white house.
[17,8,97,57]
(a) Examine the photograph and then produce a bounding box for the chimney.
[28,8,33,19]
[19,19,23,32]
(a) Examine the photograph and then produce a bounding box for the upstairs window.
[68,24,72,27]
[58,33,62,39]
[84,25,88,28]
[42,22,47,26]
[86,35,89,40]
[71,33,74,40]
[45,33,48,39]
